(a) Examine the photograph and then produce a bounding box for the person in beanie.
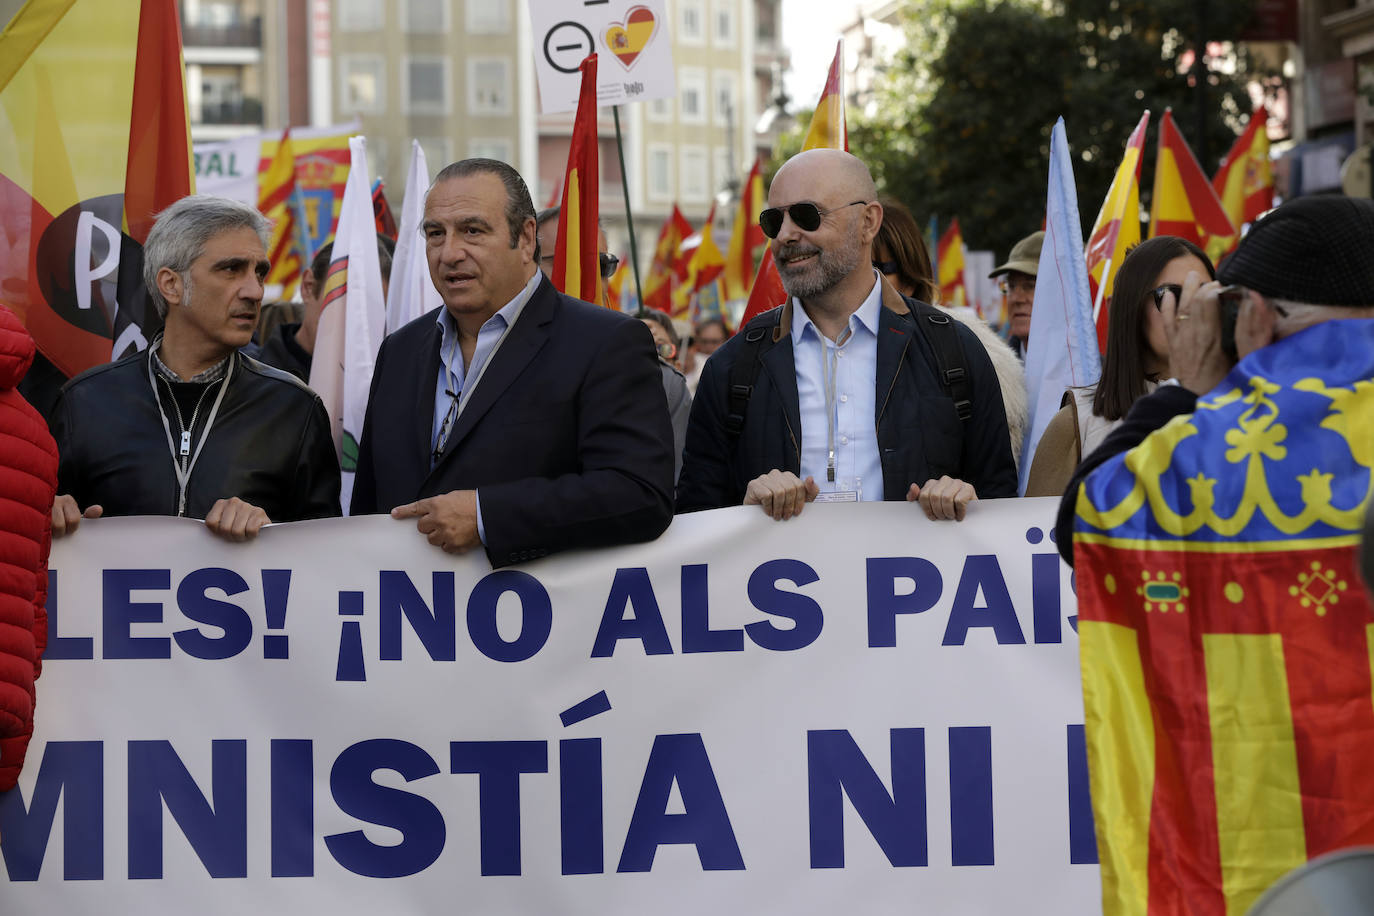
[1055,195,1374,565]
[988,230,1042,357]
[0,306,58,794]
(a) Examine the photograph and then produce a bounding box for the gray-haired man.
[50,194,341,540]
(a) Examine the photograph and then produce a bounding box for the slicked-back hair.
[874,197,938,304]
[143,194,271,318]
[430,158,539,260]
[1093,235,1215,421]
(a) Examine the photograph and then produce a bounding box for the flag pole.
[612,105,645,309]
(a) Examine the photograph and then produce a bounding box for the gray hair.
[143,194,272,318]
[429,158,538,260]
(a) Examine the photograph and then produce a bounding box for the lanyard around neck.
[148,352,234,517]
[820,325,853,484]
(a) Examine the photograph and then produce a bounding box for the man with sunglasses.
[351,159,675,566]
[677,149,1017,520]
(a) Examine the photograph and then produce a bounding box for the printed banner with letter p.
[1,501,1099,913]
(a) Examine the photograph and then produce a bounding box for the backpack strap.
[909,301,973,421]
[724,310,780,444]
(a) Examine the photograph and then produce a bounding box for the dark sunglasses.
[1150,283,1182,310]
[758,200,867,239]
[599,252,620,280]
[873,259,899,275]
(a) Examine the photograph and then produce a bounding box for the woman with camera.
[1024,236,1215,497]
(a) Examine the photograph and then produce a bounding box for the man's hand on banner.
[205,497,271,542]
[743,469,819,520]
[908,477,977,521]
[392,490,481,553]
[51,494,103,537]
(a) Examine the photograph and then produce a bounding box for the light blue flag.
[1018,117,1102,494]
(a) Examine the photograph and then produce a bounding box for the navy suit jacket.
[352,275,675,567]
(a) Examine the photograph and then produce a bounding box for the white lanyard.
[819,326,852,484]
[148,353,234,517]
[433,315,519,463]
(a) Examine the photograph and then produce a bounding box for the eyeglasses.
[599,252,619,280]
[758,200,867,239]
[1150,284,1182,310]
[999,277,1036,296]
[873,259,899,275]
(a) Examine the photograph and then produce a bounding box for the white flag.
[387,139,442,334]
[1018,117,1101,495]
[308,136,385,513]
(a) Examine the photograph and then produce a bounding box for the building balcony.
[181,17,263,48]
[196,98,264,126]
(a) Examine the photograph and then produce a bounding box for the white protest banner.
[527,0,675,114]
[1,501,1100,914]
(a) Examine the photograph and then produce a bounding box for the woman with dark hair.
[1024,235,1215,497]
[873,198,1029,467]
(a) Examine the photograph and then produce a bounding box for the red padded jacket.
[0,306,58,793]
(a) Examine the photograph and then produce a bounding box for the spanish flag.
[1073,319,1374,915]
[258,129,307,299]
[936,219,967,306]
[738,40,848,329]
[1148,108,1235,247]
[723,157,765,301]
[553,54,603,307]
[1205,106,1273,263]
[0,0,194,378]
[1086,111,1149,352]
[675,203,726,319]
[642,205,692,313]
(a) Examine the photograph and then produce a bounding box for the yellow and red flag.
[0,0,194,378]
[258,129,306,299]
[642,205,692,313]
[1148,108,1235,247]
[936,219,967,306]
[1086,110,1149,352]
[723,157,765,301]
[553,54,603,306]
[1073,319,1374,915]
[674,204,726,319]
[738,39,848,330]
[1205,106,1273,262]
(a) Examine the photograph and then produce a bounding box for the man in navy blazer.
[351,158,675,567]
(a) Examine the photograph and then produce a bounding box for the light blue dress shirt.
[430,270,542,541]
[790,270,884,500]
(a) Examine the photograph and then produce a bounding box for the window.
[468,138,512,163]
[466,0,510,33]
[417,137,453,171]
[680,67,706,123]
[404,0,449,33]
[681,146,708,202]
[468,57,512,115]
[713,70,737,126]
[404,56,450,114]
[340,55,385,113]
[713,0,735,46]
[680,0,704,43]
[648,145,673,201]
[338,0,383,31]
[648,95,673,122]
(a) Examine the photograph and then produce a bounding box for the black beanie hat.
[1217,195,1374,306]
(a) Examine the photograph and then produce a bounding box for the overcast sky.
[781,0,864,109]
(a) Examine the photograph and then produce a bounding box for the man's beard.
[774,228,864,300]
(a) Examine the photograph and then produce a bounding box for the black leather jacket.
[51,349,341,522]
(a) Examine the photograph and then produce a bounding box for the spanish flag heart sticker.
[603,6,657,70]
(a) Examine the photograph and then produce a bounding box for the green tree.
[838,0,1257,259]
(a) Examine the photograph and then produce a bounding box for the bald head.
[770,149,878,205]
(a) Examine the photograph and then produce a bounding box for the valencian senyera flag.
[1,0,194,378]
[1072,319,1374,916]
